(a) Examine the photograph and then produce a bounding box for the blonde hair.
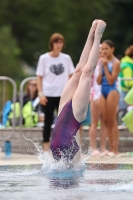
[125,45,133,58]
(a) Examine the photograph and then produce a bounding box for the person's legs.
[89,99,107,156]
[100,91,119,154]
[99,95,109,151]
[58,20,98,115]
[100,116,107,153]
[52,97,60,126]
[78,19,98,67]
[106,91,119,154]
[42,97,56,151]
[55,97,60,112]
[79,103,91,152]
[89,99,100,154]
[119,90,128,111]
[118,90,128,124]
[72,20,106,122]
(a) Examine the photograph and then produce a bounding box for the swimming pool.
[0,163,133,200]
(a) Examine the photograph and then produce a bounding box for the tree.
[0,26,23,79]
[1,0,133,66]
[0,0,109,66]
[103,0,133,56]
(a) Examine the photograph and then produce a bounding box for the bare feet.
[91,149,100,157]
[89,19,98,38]
[107,152,117,158]
[100,150,109,157]
[95,20,106,38]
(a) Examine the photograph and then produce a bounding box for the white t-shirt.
[36,52,75,97]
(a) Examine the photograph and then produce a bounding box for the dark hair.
[26,80,38,99]
[102,40,114,48]
[125,45,133,58]
[49,33,65,50]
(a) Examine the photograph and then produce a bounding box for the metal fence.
[0,76,17,133]
[0,76,37,131]
[118,77,133,91]
[0,76,133,129]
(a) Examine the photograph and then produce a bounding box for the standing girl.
[97,40,120,156]
[89,45,107,156]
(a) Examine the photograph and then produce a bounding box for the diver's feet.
[95,20,106,38]
[89,19,98,38]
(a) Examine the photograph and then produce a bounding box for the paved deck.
[0,153,133,166]
[83,153,133,164]
[0,153,41,166]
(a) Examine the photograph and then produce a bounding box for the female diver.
[50,20,106,161]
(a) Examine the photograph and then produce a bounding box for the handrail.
[19,77,37,132]
[0,76,132,133]
[118,77,133,81]
[0,76,17,136]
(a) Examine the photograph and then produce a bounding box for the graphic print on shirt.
[50,63,64,75]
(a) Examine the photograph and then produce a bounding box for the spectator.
[89,44,107,157]
[122,86,133,133]
[23,80,38,108]
[119,45,133,119]
[36,33,75,151]
[22,79,42,127]
[97,40,120,157]
[2,79,42,127]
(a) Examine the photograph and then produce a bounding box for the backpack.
[22,101,38,127]
[2,100,12,126]
[6,101,38,127]
[6,102,21,127]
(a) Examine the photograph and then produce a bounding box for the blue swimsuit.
[50,100,81,161]
[101,60,117,98]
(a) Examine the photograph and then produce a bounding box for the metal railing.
[119,77,133,81]
[0,76,17,134]
[118,77,133,90]
[0,76,133,130]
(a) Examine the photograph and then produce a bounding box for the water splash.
[38,149,85,178]
[21,134,85,179]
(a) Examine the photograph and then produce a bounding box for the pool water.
[0,163,133,200]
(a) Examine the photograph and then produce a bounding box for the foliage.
[0,0,133,71]
[103,0,133,57]
[0,25,23,79]
[0,0,108,66]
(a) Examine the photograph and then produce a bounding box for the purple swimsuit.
[50,100,81,161]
